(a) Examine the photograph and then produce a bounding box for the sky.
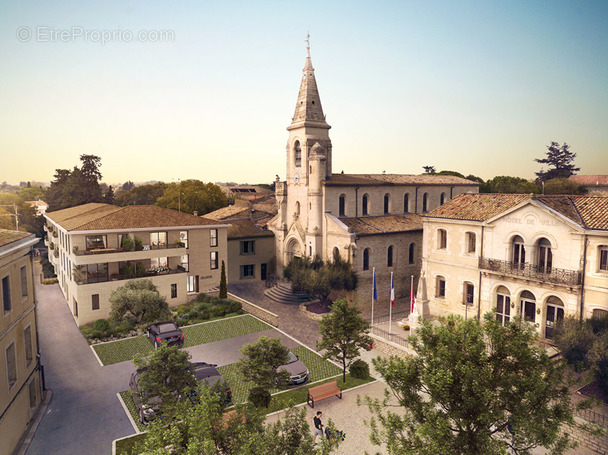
[1,0,607,186]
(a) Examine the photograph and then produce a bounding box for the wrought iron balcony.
[479,257,581,287]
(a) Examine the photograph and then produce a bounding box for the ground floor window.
[6,342,17,389]
[545,296,564,340]
[210,252,218,270]
[463,282,474,305]
[241,264,255,279]
[92,294,100,310]
[171,284,177,298]
[29,378,38,410]
[496,292,511,325]
[436,276,446,298]
[520,290,536,323]
[187,276,195,293]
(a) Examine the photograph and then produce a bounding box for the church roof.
[340,215,422,236]
[325,173,478,186]
[0,229,35,248]
[46,203,219,231]
[425,193,608,230]
[569,175,608,186]
[288,39,330,130]
[224,219,274,240]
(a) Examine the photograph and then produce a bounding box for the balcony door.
[512,236,525,269]
[537,238,553,273]
[519,290,536,323]
[545,296,564,340]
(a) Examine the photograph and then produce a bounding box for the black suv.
[146,321,184,348]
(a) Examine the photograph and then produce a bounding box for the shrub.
[42,278,58,285]
[225,300,242,314]
[588,333,608,392]
[93,319,110,334]
[403,324,411,331]
[248,386,271,408]
[212,305,226,317]
[589,315,608,336]
[199,309,211,320]
[554,316,595,369]
[349,359,370,379]
[196,293,213,304]
[134,236,143,251]
[121,236,134,251]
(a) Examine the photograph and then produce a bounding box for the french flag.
[390,272,395,307]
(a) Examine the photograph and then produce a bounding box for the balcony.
[74,243,185,257]
[75,265,187,285]
[479,257,581,287]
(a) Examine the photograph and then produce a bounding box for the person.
[313,411,323,442]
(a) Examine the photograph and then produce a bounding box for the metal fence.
[577,408,608,427]
[371,325,410,348]
[372,311,410,326]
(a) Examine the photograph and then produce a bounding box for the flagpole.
[389,271,393,336]
[371,267,375,327]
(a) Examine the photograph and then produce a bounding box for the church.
[269,41,479,307]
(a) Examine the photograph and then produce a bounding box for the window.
[363,248,370,271]
[384,194,390,214]
[436,276,446,298]
[85,235,106,251]
[210,251,218,270]
[28,378,37,410]
[6,342,16,389]
[387,245,394,267]
[86,263,108,284]
[180,255,189,272]
[495,287,511,325]
[171,284,177,298]
[295,201,300,216]
[92,294,100,310]
[150,232,167,249]
[520,290,536,323]
[466,232,476,254]
[464,282,474,305]
[150,257,168,268]
[210,229,218,247]
[24,325,33,367]
[600,246,608,272]
[512,236,525,268]
[294,140,302,167]
[438,229,447,249]
[440,192,446,205]
[3,275,11,313]
[241,264,255,278]
[362,194,369,215]
[422,193,429,212]
[332,247,340,262]
[339,195,346,217]
[240,240,255,255]
[537,238,552,273]
[409,243,415,264]
[403,194,409,213]
[187,276,195,293]
[20,266,28,298]
[593,309,608,319]
[179,231,188,248]
[545,296,564,340]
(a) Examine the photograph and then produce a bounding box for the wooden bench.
[307,381,342,408]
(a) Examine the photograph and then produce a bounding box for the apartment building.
[0,229,41,455]
[44,203,228,326]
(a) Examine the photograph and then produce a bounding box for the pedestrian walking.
[313,411,324,443]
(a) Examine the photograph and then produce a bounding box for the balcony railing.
[74,243,185,256]
[75,265,187,285]
[479,257,581,287]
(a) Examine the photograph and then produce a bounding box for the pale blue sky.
[1,1,607,185]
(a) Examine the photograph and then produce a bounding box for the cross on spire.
[306,32,310,58]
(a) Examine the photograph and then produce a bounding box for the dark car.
[147,321,184,348]
[280,351,309,385]
[129,362,231,424]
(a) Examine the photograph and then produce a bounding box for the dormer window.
[294,141,302,167]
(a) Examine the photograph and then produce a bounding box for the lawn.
[93,315,271,365]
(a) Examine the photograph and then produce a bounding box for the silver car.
[280,351,309,385]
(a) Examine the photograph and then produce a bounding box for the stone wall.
[369,333,416,358]
[563,417,608,454]
[227,292,279,327]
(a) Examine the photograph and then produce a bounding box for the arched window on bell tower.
[294,140,302,167]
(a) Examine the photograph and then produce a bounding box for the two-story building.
[44,203,229,326]
[420,193,608,341]
[0,229,41,455]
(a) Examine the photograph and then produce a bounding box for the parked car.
[280,351,309,385]
[147,321,184,348]
[129,362,231,424]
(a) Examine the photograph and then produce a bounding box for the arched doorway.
[545,296,564,339]
[286,238,302,263]
[520,290,536,323]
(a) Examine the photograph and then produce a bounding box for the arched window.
[384,194,390,214]
[520,290,536,323]
[422,193,429,212]
[332,247,340,262]
[537,238,552,273]
[512,235,525,268]
[362,194,369,215]
[466,232,476,253]
[496,286,511,325]
[437,229,447,249]
[294,141,302,167]
[387,245,394,267]
[463,282,474,305]
[545,296,564,339]
[339,194,346,217]
[436,276,446,298]
[440,192,446,205]
[295,201,300,216]
[363,248,370,271]
[404,193,409,213]
[408,243,415,264]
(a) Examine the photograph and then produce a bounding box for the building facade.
[269,42,479,306]
[44,203,228,326]
[0,230,41,455]
[421,193,608,340]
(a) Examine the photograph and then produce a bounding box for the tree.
[366,313,582,455]
[45,155,104,210]
[317,299,372,382]
[480,175,540,194]
[219,260,227,298]
[121,180,134,191]
[422,166,436,174]
[284,256,357,302]
[109,279,170,323]
[543,178,587,195]
[115,182,168,206]
[535,141,580,182]
[156,179,228,215]
[104,185,115,204]
[238,337,290,407]
[132,343,196,423]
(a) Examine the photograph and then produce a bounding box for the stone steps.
[264,282,313,304]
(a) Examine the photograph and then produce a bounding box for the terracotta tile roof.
[224,219,274,240]
[325,173,479,186]
[340,215,422,235]
[206,202,277,222]
[425,193,608,230]
[205,205,250,221]
[569,175,608,186]
[46,203,219,231]
[0,229,35,248]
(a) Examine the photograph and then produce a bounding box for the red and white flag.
[410,275,416,314]
[390,272,395,307]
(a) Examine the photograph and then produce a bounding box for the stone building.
[0,229,42,455]
[420,193,608,340]
[269,41,479,307]
[44,203,228,326]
